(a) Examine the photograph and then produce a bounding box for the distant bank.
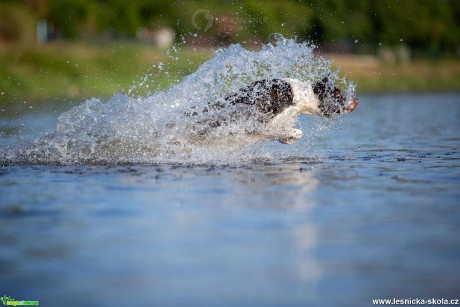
[1,42,459,105]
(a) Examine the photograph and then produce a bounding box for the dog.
[187,77,359,144]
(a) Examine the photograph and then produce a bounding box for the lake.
[1,93,459,306]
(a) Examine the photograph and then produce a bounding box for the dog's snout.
[347,98,359,112]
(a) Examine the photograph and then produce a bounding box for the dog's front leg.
[263,107,303,144]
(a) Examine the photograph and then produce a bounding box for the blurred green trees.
[0,0,459,53]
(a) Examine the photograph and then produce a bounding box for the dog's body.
[188,78,358,144]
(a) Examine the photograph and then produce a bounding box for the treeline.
[1,0,459,54]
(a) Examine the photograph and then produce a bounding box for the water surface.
[1,93,459,306]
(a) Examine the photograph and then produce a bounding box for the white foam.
[2,35,355,165]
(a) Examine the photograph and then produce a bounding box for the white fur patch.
[285,78,321,115]
[261,78,321,144]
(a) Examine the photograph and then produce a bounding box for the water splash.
[1,36,356,165]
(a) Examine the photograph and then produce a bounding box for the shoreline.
[1,42,459,105]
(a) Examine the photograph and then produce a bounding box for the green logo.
[1,295,39,306]
[0,297,12,305]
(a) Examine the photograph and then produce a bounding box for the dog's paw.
[278,128,302,145]
[279,138,297,145]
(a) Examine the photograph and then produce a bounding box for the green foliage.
[308,0,373,41]
[0,42,213,104]
[372,0,458,50]
[2,0,457,53]
[48,0,91,38]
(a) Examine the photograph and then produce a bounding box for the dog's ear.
[313,78,327,102]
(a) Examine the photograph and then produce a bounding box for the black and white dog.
[188,77,359,144]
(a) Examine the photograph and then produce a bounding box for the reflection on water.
[0,93,460,306]
[0,164,323,306]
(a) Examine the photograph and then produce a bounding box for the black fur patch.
[186,79,294,134]
[313,78,346,117]
[222,79,294,115]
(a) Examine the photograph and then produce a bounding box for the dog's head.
[313,77,359,118]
